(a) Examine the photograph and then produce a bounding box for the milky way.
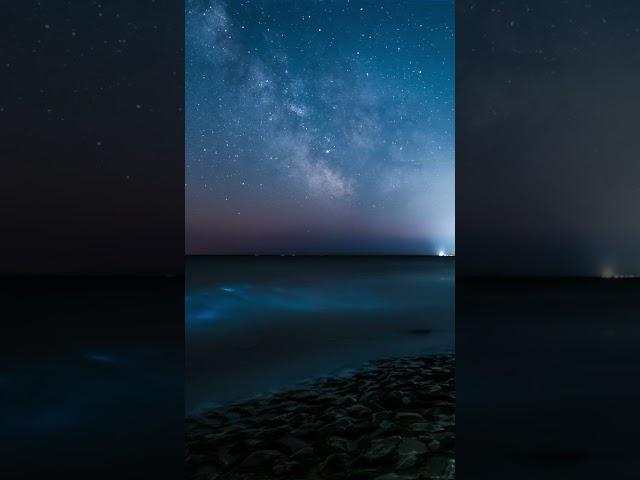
[186,0,454,255]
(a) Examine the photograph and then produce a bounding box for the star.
[186,0,454,255]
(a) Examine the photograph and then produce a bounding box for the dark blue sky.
[186,0,454,255]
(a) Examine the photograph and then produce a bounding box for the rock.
[320,416,354,435]
[336,394,358,407]
[409,422,431,433]
[291,446,315,459]
[382,390,406,408]
[361,390,381,404]
[217,445,236,467]
[378,420,397,432]
[374,474,416,480]
[201,424,243,445]
[272,460,302,475]
[193,465,220,480]
[319,453,350,475]
[275,435,310,454]
[365,436,402,462]
[439,432,455,451]
[316,393,339,403]
[395,412,425,426]
[185,355,455,480]
[444,458,456,479]
[350,468,383,479]
[372,411,391,425]
[265,413,291,428]
[290,422,320,439]
[397,452,419,470]
[327,436,351,453]
[324,407,347,419]
[397,438,427,456]
[429,385,443,395]
[288,412,311,427]
[238,450,282,471]
[346,404,372,417]
[427,439,441,452]
[424,455,455,478]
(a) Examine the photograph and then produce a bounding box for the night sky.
[457,0,640,276]
[186,0,454,255]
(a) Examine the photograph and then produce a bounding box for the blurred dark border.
[1,2,185,478]
[456,1,640,478]
[1,1,184,275]
[1,276,184,479]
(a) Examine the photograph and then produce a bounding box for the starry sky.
[186,0,454,255]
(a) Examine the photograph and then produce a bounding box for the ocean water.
[186,256,454,413]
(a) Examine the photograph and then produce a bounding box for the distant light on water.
[438,250,446,257]
[601,266,638,280]
[601,267,615,279]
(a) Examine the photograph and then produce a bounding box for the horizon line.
[186,253,456,258]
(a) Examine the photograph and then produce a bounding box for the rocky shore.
[186,354,454,480]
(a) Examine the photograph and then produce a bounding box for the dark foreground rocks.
[186,355,454,480]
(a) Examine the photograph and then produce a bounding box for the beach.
[186,354,454,480]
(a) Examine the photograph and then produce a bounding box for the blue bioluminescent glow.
[84,353,118,364]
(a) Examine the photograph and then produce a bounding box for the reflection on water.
[186,256,454,413]
[0,278,183,479]
[457,278,640,479]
